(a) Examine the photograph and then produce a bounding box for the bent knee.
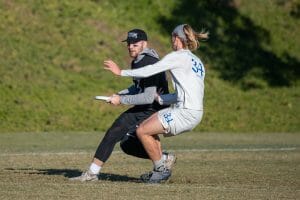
[136,126,146,138]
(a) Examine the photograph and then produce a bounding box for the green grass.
[0,132,299,199]
[0,0,299,133]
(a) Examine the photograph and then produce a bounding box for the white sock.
[153,157,164,171]
[162,153,167,160]
[89,163,101,174]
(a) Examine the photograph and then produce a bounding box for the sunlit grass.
[0,132,299,200]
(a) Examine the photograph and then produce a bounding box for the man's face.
[127,41,146,58]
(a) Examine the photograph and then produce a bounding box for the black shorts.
[120,129,149,159]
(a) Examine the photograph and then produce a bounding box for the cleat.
[163,152,177,170]
[140,171,153,182]
[140,152,176,182]
[69,170,99,182]
[144,168,171,183]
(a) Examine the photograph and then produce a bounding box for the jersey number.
[191,58,204,77]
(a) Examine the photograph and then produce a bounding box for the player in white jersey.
[104,24,209,183]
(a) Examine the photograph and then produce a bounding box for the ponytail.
[183,24,209,51]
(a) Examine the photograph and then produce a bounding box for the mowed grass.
[0,132,299,200]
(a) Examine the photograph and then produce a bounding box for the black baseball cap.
[122,29,148,44]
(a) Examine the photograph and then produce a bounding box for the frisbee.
[94,96,110,102]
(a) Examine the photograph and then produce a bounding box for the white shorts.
[157,107,203,137]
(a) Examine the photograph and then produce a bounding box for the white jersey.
[121,49,205,111]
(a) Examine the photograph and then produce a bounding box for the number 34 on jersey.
[191,57,205,79]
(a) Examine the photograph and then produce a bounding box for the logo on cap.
[122,29,148,44]
[128,32,138,39]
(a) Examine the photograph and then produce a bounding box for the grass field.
[0,132,299,200]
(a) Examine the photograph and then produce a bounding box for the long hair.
[182,24,209,51]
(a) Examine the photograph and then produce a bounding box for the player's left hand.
[104,60,121,75]
[110,94,121,105]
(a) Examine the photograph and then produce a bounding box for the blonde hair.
[182,24,209,51]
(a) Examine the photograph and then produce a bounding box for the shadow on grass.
[5,168,141,183]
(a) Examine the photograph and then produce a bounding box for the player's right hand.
[110,94,121,105]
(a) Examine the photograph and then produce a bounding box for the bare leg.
[153,135,162,159]
[136,113,164,162]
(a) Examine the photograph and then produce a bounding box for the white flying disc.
[94,96,110,102]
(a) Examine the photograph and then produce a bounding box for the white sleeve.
[121,52,178,78]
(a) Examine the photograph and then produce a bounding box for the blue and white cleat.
[143,168,172,183]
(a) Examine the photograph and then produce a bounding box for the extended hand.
[103,60,121,76]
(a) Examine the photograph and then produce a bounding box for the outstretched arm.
[120,86,157,105]
[109,86,157,106]
[104,52,177,78]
